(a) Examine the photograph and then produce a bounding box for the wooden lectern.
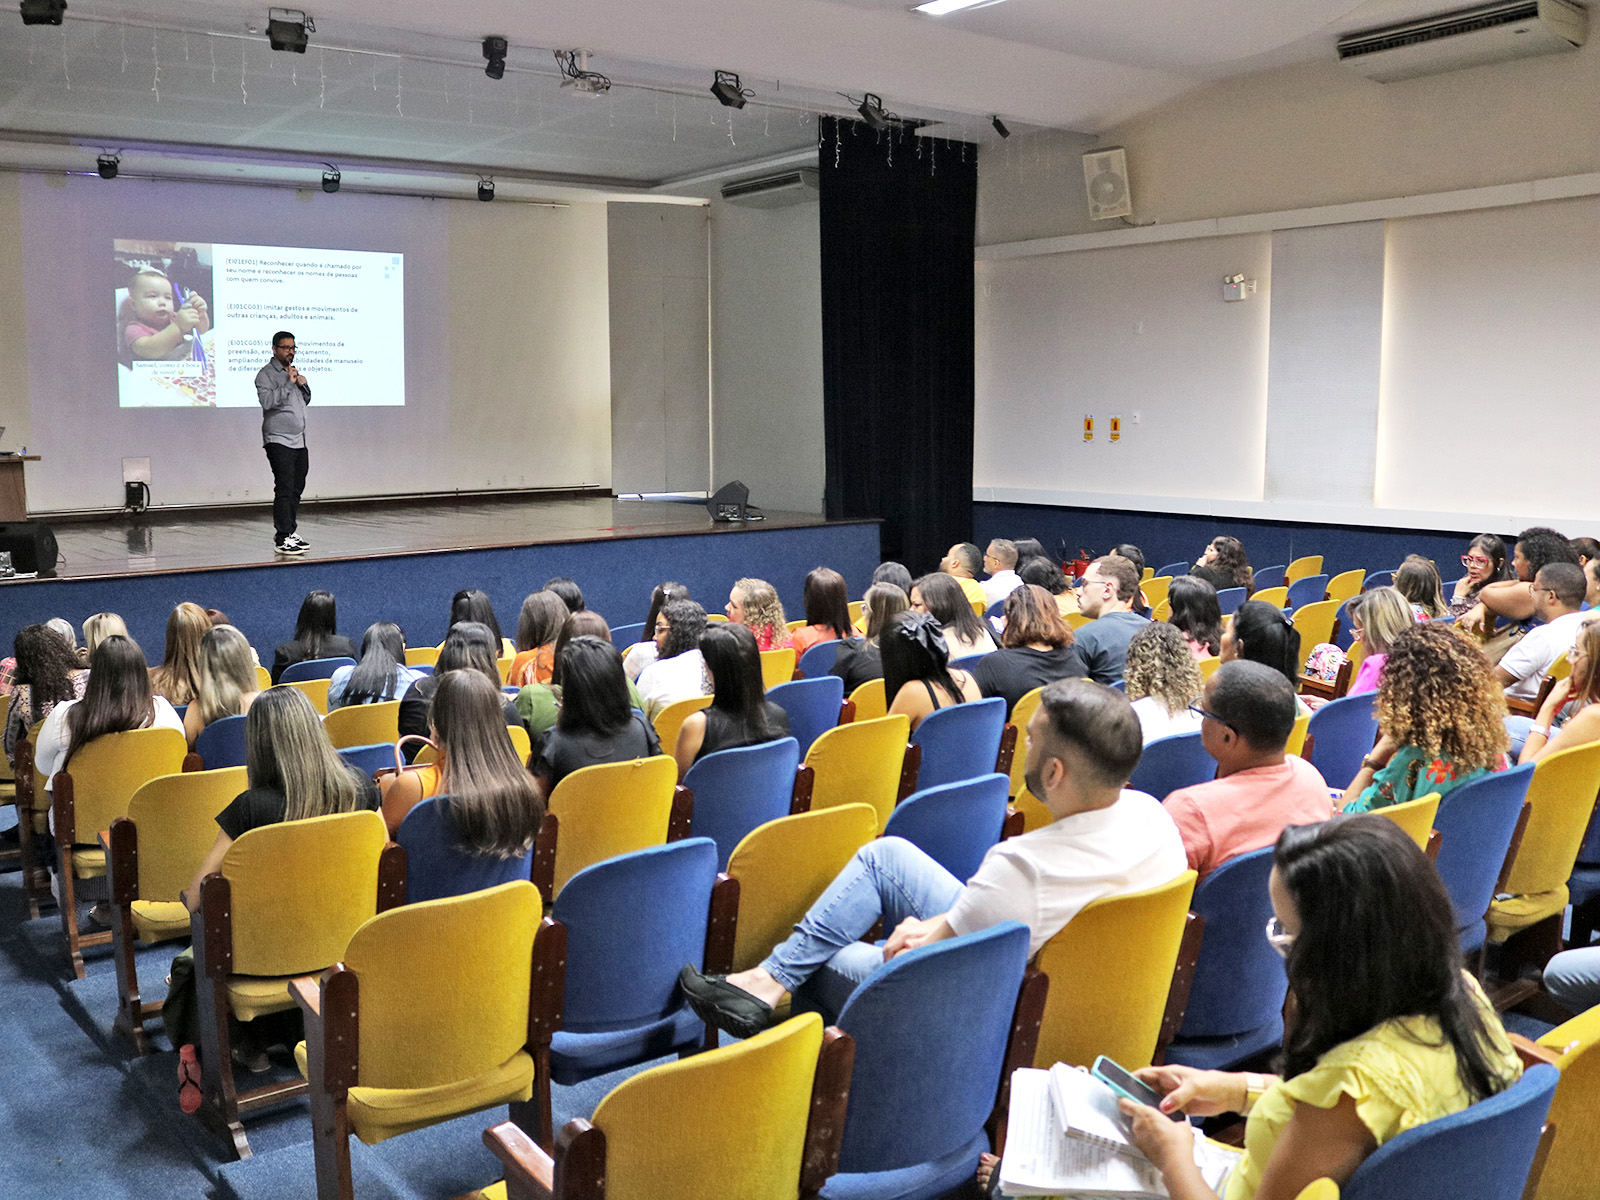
[0,455,40,522]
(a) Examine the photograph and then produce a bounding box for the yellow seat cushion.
[71,846,106,879]
[475,1187,505,1200]
[131,899,191,945]
[226,974,300,1022]
[1487,887,1568,941]
[293,1043,535,1145]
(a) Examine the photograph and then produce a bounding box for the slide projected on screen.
[113,240,405,408]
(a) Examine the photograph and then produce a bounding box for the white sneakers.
[275,534,310,555]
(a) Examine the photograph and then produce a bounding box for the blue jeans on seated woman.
[762,837,964,1022]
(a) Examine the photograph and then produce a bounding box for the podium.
[0,455,40,521]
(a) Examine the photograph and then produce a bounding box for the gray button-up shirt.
[255,359,312,449]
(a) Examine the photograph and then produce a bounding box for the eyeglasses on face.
[1187,701,1235,731]
[1462,554,1492,567]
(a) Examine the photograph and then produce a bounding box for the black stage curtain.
[818,116,978,575]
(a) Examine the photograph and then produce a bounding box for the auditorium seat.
[1285,555,1324,584]
[1372,792,1440,853]
[1005,687,1045,797]
[279,656,356,684]
[805,714,910,831]
[531,756,686,901]
[768,676,845,757]
[881,774,1010,884]
[651,694,713,759]
[683,737,802,868]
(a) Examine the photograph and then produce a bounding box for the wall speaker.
[1082,147,1133,221]
[0,521,59,574]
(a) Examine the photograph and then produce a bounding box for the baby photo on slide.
[113,240,219,407]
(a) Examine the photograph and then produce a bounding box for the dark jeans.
[264,442,309,542]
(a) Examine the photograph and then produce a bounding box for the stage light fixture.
[477,178,495,202]
[265,8,312,53]
[96,153,120,180]
[321,164,340,193]
[482,35,508,80]
[711,70,750,109]
[20,0,68,25]
[554,49,611,96]
[991,115,1010,138]
[857,93,891,131]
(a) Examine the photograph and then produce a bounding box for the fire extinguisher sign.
[1083,415,1094,442]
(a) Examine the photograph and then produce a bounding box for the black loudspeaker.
[0,521,59,574]
[708,480,750,522]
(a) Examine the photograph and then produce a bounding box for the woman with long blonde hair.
[149,602,211,705]
[726,577,792,652]
[184,625,261,747]
[1346,586,1417,696]
[80,611,129,666]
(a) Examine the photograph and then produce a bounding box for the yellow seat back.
[847,601,864,625]
[1012,789,1054,833]
[1550,652,1573,682]
[1065,611,1093,630]
[1372,792,1440,851]
[1290,600,1341,674]
[221,810,388,977]
[1150,600,1172,623]
[323,701,402,750]
[805,714,910,831]
[60,727,190,842]
[1294,1183,1340,1200]
[343,881,540,1092]
[282,678,332,715]
[1285,555,1324,585]
[1532,1003,1600,1200]
[1504,740,1600,897]
[548,756,678,896]
[1033,870,1197,1071]
[726,805,878,972]
[254,665,271,692]
[1141,567,1154,582]
[1285,710,1311,758]
[1345,637,1368,678]
[786,619,807,632]
[1326,569,1364,605]
[1007,687,1046,798]
[1251,586,1289,609]
[653,695,714,758]
[496,656,514,684]
[847,677,887,722]
[404,646,438,667]
[416,724,532,768]
[760,648,797,690]
[594,1014,825,1200]
[126,767,248,901]
[1142,576,1173,610]
[1198,656,1223,681]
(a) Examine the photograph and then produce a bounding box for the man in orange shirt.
[939,542,989,613]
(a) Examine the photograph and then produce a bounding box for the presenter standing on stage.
[257,331,312,556]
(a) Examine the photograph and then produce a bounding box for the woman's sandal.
[177,1044,202,1114]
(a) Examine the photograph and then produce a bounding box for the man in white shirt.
[680,679,1188,1033]
[1496,562,1588,700]
[980,539,1024,608]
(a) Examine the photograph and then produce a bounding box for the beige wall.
[0,174,29,452]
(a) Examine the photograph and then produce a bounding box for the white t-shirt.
[982,570,1024,608]
[35,696,186,790]
[1501,611,1588,698]
[636,648,710,719]
[623,640,659,683]
[946,789,1187,957]
[1131,696,1205,745]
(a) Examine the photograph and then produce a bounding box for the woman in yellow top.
[1121,815,1521,1200]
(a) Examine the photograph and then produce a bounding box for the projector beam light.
[913,0,1007,14]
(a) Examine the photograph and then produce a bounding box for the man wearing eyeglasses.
[1072,555,1149,685]
[1495,562,1589,701]
[1162,661,1334,880]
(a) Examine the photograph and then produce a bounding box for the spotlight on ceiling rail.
[266,7,312,53]
[477,177,495,202]
[20,0,68,25]
[991,115,1010,139]
[96,152,120,179]
[482,35,508,80]
[321,164,340,193]
[710,70,751,109]
[857,93,892,131]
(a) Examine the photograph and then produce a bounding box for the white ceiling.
[0,0,1453,192]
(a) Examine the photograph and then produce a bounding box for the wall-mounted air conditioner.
[719,168,819,209]
[1337,0,1586,82]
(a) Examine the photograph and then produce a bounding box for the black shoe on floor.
[677,965,775,1040]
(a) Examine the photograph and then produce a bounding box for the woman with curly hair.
[1194,535,1254,593]
[726,578,793,652]
[1124,623,1205,744]
[1519,618,1600,765]
[1342,623,1509,811]
[3,623,86,758]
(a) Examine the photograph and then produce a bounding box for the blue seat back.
[279,656,356,683]
[984,599,1006,619]
[394,795,533,904]
[1363,569,1396,590]
[1433,764,1535,953]
[836,922,1030,1173]
[766,677,844,758]
[1341,1063,1558,1200]
[949,653,989,673]
[882,774,1010,883]
[1253,565,1286,591]
[797,639,844,678]
[1128,731,1216,801]
[1155,561,1189,579]
[610,622,647,647]
[683,738,801,869]
[1177,848,1284,1039]
[553,838,717,1032]
[1286,574,1329,611]
[337,742,396,778]
[410,663,435,676]
[193,714,248,770]
[910,697,1006,790]
[1332,596,1361,650]
[1216,587,1247,616]
[1306,692,1379,792]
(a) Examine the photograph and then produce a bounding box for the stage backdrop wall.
[10,173,612,513]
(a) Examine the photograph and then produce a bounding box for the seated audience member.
[148,602,211,705]
[870,561,914,595]
[624,581,692,680]
[8,617,81,690]
[911,572,997,658]
[726,577,793,652]
[980,539,1024,608]
[1460,526,1578,637]
[1520,619,1600,764]
[1346,587,1416,696]
[1543,946,1600,1015]
[1449,534,1513,618]
[507,591,569,688]
[635,599,711,721]
[1223,601,1304,699]
[1123,623,1204,744]
[673,623,791,775]
[3,623,86,759]
[1344,624,1508,811]
[789,567,853,659]
[971,584,1086,717]
[679,679,1188,1034]
[1584,557,1600,610]
[1394,555,1447,620]
[831,583,909,692]
[1495,561,1588,700]
[1168,575,1223,659]
[183,626,261,748]
[1020,555,1080,618]
[271,590,358,684]
[1113,544,1150,614]
[1195,535,1254,593]
[203,609,262,667]
[1013,538,1048,562]
[328,621,420,709]
[1571,536,1600,568]
[530,636,661,799]
[1162,661,1332,879]
[1115,817,1520,1200]
[938,541,989,612]
[399,622,526,758]
[445,589,512,657]
[543,576,586,614]
[516,612,645,735]
[883,611,983,731]
[382,668,544,838]
[1073,555,1150,685]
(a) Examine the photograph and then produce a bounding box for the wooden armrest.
[484,1121,557,1200]
[290,974,322,1019]
[532,813,559,906]
[667,785,694,842]
[97,830,112,853]
[704,874,740,975]
[1509,1033,1562,1069]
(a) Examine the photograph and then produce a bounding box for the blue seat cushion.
[820,1130,987,1200]
[1164,1014,1283,1072]
[548,1008,703,1085]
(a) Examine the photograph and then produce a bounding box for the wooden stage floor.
[25,495,847,583]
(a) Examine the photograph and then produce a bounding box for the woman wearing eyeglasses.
[1116,816,1521,1200]
[1447,534,1511,618]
